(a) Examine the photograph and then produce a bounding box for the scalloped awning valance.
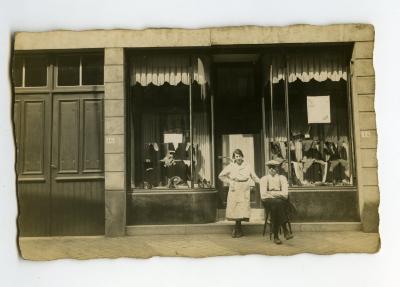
[130,55,209,86]
[265,52,349,84]
[130,52,348,86]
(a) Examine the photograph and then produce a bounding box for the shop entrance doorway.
[214,60,264,209]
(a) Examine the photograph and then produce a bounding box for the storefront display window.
[264,50,354,187]
[130,48,354,191]
[130,55,212,190]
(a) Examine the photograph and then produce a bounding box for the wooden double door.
[14,92,105,236]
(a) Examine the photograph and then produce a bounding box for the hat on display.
[292,131,304,139]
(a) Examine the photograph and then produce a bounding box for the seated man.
[260,160,294,244]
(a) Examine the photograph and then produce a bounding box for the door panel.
[51,93,105,235]
[15,94,51,236]
[82,99,103,172]
[50,179,105,235]
[58,100,80,173]
[22,101,46,174]
[14,100,21,170]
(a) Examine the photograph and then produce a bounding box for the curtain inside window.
[130,55,210,87]
[267,80,350,143]
[266,79,352,186]
[193,112,211,183]
[264,52,348,84]
[132,56,212,188]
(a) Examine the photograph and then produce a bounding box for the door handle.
[51,164,57,169]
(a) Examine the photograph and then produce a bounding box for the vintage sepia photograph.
[2,0,399,286]
[12,24,380,259]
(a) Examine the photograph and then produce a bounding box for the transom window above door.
[12,53,104,89]
[57,54,104,86]
[12,55,48,87]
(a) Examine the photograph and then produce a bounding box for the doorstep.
[125,221,362,236]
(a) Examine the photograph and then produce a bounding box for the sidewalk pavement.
[19,231,380,260]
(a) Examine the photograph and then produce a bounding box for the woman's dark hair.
[232,149,244,158]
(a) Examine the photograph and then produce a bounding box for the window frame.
[263,48,357,189]
[13,54,50,91]
[129,53,214,191]
[54,52,104,90]
[13,51,105,94]
[127,45,357,192]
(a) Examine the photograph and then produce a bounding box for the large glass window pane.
[133,83,190,189]
[13,56,23,87]
[265,52,353,188]
[25,56,47,87]
[82,55,104,85]
[58,56,80,86]
[288,79,353,187]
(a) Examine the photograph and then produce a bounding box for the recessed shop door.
[216,133,262,208]
[50,93,105,235]
[214,62,263,209]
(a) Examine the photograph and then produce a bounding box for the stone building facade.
[13,24,378,236]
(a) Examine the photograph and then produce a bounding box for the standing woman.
[219,149,260,238]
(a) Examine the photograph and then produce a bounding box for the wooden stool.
[262,207,273,239]
[263,208,293,240]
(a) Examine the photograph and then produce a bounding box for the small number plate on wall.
[106,136,116,144]
[361,131,371,138]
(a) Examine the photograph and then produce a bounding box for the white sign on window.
[307,95,331,123]
[164,133,183,149]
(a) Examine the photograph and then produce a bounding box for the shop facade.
[13,25,379,237]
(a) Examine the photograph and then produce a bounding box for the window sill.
[129,188,217,195]
[15,86,50,93]
[53,85,104,93]
[288,186,357,192]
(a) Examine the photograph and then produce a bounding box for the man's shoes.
[283,225,294,240]
[273,237,282,245]
[284,233,294,240]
